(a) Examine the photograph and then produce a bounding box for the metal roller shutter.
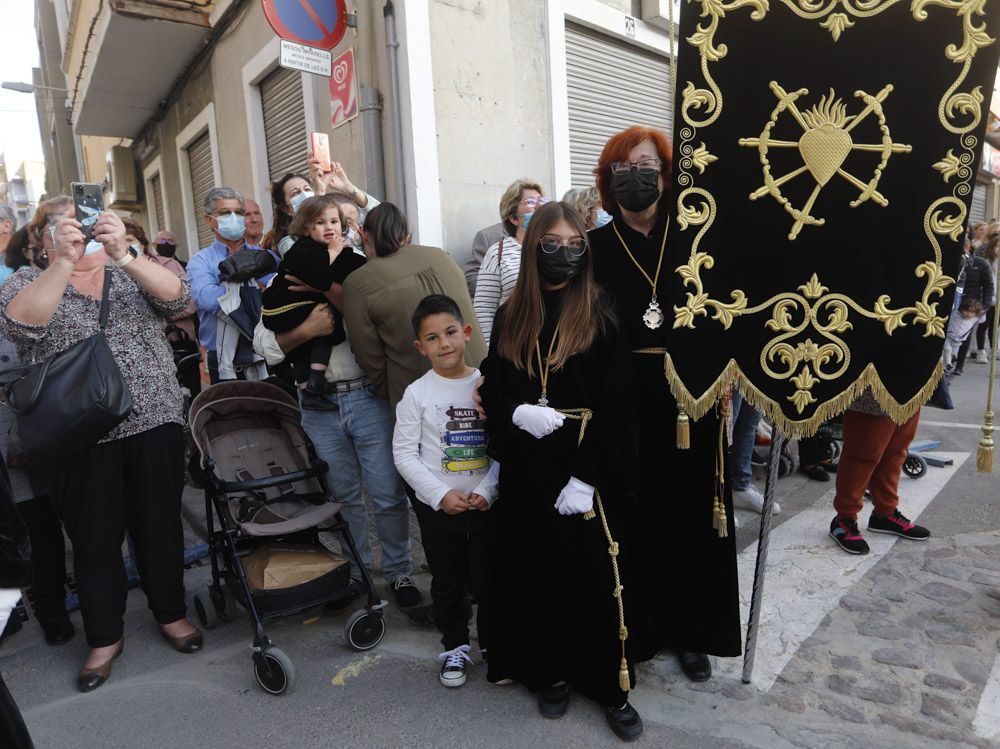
[260,66,309,182]
[971,181,988,225]
[187,130,215,249]
[566,23,672,189]
[151,172,166,234]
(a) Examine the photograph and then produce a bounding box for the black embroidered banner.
[664,0,1000,437]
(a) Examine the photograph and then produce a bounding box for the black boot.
[300,372,337,411]
[605,702,643,741]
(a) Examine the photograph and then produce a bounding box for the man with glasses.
[187,187,277,382]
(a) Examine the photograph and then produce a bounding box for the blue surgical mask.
[129,243,142,256]
[289,190,314,214]
[83,240,103,256]
[216,212,246,241]
[519,212,533,231]
[595,208,613,228]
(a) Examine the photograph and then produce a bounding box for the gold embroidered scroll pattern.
[739,83,912,240]
[778,0,902,41]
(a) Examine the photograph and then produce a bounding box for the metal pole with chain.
[978,291,1000,472]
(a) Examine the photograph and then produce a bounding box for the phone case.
[311,132,331,173]
[71,182,104,242]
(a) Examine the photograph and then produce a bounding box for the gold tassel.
[717,504,729,539]
[676,410,690,449]
[712,494,720,530]
[619,654,632,692]
[978,415,994,473]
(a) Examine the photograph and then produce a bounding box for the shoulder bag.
[4,266,133,464]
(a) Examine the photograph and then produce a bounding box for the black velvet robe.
[479,291,639,707]
[590,207,742,659]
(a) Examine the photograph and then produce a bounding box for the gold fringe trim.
[662,354,945,440]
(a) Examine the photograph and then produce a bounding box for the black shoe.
[605,702,643,741]
[829,515,870,555]
[538,682,570,718]
[41,615,75,646]
[299,389,338,411]
[0,612,22,645]
[868,509,930,540]
[800,463,831,481]
[391,575,423,609]
[678,650,712,682]
[77,639,123,693]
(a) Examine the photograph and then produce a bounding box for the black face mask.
[538,246,587,285]
[611,169,661,212]
[156,243,178,258]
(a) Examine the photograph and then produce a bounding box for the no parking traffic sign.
[262,0,349,51]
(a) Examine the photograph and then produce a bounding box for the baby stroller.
[189,381,385,695]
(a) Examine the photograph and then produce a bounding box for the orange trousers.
[832,410,920,521]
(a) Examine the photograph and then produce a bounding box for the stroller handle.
[216,460,329,493]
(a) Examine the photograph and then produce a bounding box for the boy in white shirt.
[393,295,499,688]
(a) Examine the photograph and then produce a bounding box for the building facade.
[37,0,677,263]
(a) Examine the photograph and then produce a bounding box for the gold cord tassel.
[979,298,999,473]
[978,414,994,473]
[619,652,631,692]
[715,402,729,538]
[677,410,690,449]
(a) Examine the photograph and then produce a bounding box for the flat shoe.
[77,639,123,693]
[159,625,203,653]
[538,682,570,718]
[678,650,712,682]
[605,702,643,741]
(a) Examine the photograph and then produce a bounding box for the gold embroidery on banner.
[738,84,911,240]
[665,0,990,436]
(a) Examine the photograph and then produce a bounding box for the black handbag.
[4,266,133,464]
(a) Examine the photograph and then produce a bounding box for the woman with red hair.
[590,126,741,682]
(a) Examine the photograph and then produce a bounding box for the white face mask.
[82,240,104,256]
[346,227,363,250]
[289,190,314,214]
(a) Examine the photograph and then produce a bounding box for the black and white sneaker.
[438,645,472,687]
[391,575,423,608]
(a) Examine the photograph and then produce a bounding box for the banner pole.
[742,425,785,684]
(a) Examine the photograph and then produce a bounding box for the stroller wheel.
[903,454,928,479]
[194,590,218,630]
[253,647,295,696]
[345,609,385,651]
[217,584,239,623]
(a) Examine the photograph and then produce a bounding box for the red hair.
[593,126,673,212]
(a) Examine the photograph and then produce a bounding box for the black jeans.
[50,423,187,648]
[15,495,68,625]
[409,490,496,652]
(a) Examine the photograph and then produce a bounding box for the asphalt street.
[2,358,999,748]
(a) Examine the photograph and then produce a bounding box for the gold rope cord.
[559,407,632,692]
[979,296,1000,472]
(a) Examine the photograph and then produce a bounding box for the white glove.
[0,588,22,634]
[512,404,565,439]
[554,476,595,516]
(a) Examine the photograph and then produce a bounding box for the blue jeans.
[730,390,761,491]
[299,386,412,582]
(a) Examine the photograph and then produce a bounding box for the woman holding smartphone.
[0,195,202,692]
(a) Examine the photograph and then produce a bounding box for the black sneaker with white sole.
[438,645,472,687]
[868,509,930,540]
[391,575,423,608]
[829,515,870,555]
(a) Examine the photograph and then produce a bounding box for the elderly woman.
[562,186,608,231]
[0,197,202,693]
[473,179,547,345]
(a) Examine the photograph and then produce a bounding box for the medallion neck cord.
[611,217,669,331]
[534,319,562,407]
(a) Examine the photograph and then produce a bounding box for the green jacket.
[342,244,487,410]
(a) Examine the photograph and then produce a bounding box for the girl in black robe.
[590,127,742,676]
[480,202,643,742]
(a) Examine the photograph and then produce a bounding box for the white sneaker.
[732,484,781,515]
[438,644,472,687]
[976,350,989,364]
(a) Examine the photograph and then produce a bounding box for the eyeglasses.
[521,196,550,209]
[540,235,587,257]
[610,158,662,175]
[212,209,245,217]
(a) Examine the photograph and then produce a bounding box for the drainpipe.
[359,87,386,201]
[383,1,406,214]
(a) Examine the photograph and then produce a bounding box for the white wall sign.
[279,39,332,77]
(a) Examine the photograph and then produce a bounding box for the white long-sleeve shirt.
[393,368,499,510]
[473,236,521,346]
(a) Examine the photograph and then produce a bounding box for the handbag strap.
[99,265,113,330]
[497,237,504,264]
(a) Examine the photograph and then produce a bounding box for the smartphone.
[71,182,104,242]
[310,132,331,173]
